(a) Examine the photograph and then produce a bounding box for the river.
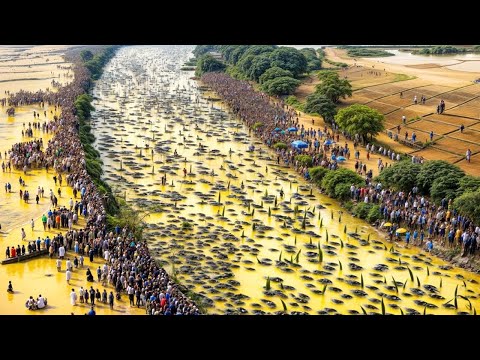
[89,45,480,315]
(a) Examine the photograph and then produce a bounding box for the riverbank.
[1,45,200,315]
[83,47,480,315]
[201,71,480,278]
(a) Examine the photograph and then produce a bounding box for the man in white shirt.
[79,287,85,303]
[56,258,62,271]
[127,285,135,306]
[66,269,72,284]
[37,295,46,309]
[59,245,65,259]
[66,258,73,271]
[70,289,77,305]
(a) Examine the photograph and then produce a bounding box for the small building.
[208,52,223,61]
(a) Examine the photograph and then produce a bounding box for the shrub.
[416,160,465,195]
[334,182,352,201]
[295,155,313,167]
[309,166,329,184]
[430,175,463,203]
[253,122,264,130]
[366,205,381,223]
[353,202,373,219]
[273,142,288,150]
[375,160,421,192]
[343,200,354,212]
[321,168,363,198]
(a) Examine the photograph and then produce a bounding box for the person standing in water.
[70,289,77,305]
[109,291,114,309]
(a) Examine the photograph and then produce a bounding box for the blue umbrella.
[324,139,335,145]
[288,127,298,132]
[336,156,346,162]
[291,140,308,149]
[274,127,282,132]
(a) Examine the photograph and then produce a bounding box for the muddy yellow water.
[84,46,480,315]
[0,46,143,315]
[2,45,479,315]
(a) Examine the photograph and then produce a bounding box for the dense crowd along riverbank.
[85,46,480,315]
[2,46,200,315]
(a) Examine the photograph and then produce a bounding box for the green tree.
[295,155,313,167]
[230,46,250,64]
[321,168,363,198]
[195,54,226,76]
[375,160,421,192]
[430,175,462,203]
[259,66,293,84]
[242,45,276,58]
[416,160,465,195]
[300,48,322,71]
[75,94,95,119]
[193,45,219,58]
[353,202,373,219]
[237,54,256,74]
[269,47,308,78]
[366,205,382,223]
[80,50,93,62]
[457,175,480,195]
[247,54,272,81]
[273,142,288,150]
[221,45,241,63]
[453,190,480,224]
[309,166,329,184]
[261,76,300,96]
[334,182,353,201]
[315,71,352,103]
[334,104,385,144]
[304,93,337,123]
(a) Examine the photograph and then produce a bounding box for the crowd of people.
[25,295,47,310]
[202,72,480,258]
[351,180,480,255]
[3,48,200,315]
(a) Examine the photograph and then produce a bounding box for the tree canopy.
[195,54,226,76]
[416,160,465,195]
[430,175,462,203]
[80,50,93,62]
[242,45,276,58]
[247,54,272,81]
[269,47,308,78]
[334,104,385,143]
[375,160,421,192]
[261,76,300,96]
[457,175,480,195]
[259,66,293,84]
[304,93,336,123]
[193,45,219,58]
[453,190,480,225]
[300,48,322,71]
[315,71,352,103]
[321,168,364,198]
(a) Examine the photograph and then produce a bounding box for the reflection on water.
[90,45,480,315]
[368,49,480,72]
